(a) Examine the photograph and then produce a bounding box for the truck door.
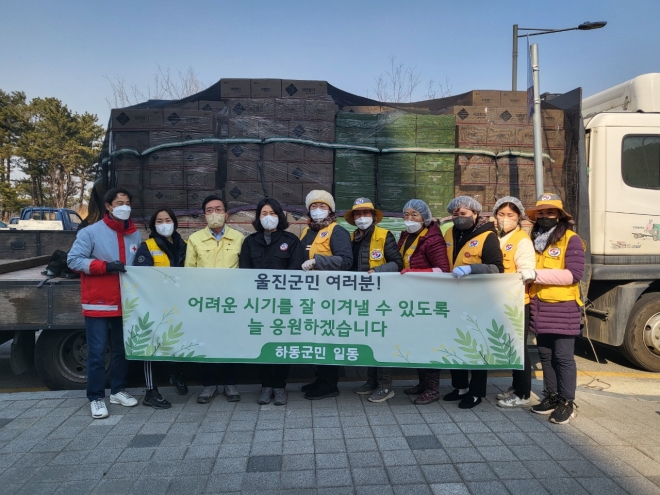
[604,127,660,257]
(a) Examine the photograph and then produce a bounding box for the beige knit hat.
[305,189,335,212]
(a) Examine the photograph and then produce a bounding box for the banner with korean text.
[120,267,525,369]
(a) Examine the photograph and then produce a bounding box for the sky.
[1,0,658,126]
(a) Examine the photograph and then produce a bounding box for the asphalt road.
[1,337,658,393]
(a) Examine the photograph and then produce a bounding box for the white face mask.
[497,217,518,233]
[260,215,279,231]
[355,217,373,230]
[310,208,329,222]
[111,205,131,221]
[156,223,174,237]
[404,220,423,233]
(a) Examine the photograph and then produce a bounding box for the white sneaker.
[497,394,531,408]
[496,387,515,400]
[91,399,109,419]
[109,390,138,407]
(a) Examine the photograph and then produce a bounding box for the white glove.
[302,259,316,271]
[452,266,471,278]
[521,269,536,282]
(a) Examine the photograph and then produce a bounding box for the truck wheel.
[621,292,660,372]
[35,330,110,390]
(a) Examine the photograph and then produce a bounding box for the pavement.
[1,377,659,495]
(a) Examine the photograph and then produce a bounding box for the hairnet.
[446,196,483,214]
[492,196,525,217]
[403,199,432,226]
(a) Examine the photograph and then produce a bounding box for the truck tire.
[621,292,660,372]
[35,329,110,390]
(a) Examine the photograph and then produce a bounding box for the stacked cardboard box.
[446,90,565,211]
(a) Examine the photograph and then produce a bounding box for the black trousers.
[259,364,289,389]
[536,334,577,401]
[315,365,340,391]
[201,363,238,387]
[450,369,488,398]
[511,304,532,399]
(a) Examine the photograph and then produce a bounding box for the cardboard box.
[149,130,181,146]
[456,90,501,107]
[111,109,163,130]
[457,125,488,146]
[228,143,274,161]
[415,154,455,172]
[228,99,275,118]
[226,181,267,204]
[305,100,337,121]
[287,162,333,184]
[150,169,184,189]
[187,190,223,210]
[263,161,288,182]
[288,121,335,142]
[228,118,259,138]
[304,147,334,163]
[456,153,494,167]
[500,91,528,107]
[251,79,282,98]
[112,153,142,170]
[115,169,149,188]
[221,79,251,98]
[415,171,454,187]
[457,163,491,184]
[183,148,217,169]
[227,160,259,181]
[198,100,228,115]
[336,182,376,210]
[543,127,566,149]
[112,131,149,151]
[487,125,517,146]
[144,150,183,170]
[454,184,496,206]
[275,99,306,120]
[281,80,327,99]
[185,169,217,190]
[541,109,564,129]
[444,106,489,124]
[149,189,188,208]
[273,143,305,162]
[272,182,303,205]
[162,110,213,133]
[258,120,288,139]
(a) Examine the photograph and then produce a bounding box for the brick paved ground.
[0,378,659,495]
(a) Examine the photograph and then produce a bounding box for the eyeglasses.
[205,208,225,214]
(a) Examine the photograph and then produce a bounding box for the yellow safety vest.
[529,230,584,306]
[501,227,531,304]
[145,238,170,267]
[443,227,492,271]
[399,227,429,269]
[301,222,338,259]
[351,225,388,269]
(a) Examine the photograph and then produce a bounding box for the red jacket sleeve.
[89,260,107,275]
[423,238,450,273]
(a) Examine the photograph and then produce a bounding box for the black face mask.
[537,217,559,229]
[453,216,475,231]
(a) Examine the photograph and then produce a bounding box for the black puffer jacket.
[134,231,187,267]
[239,230,306,270]
[351,226,403,273]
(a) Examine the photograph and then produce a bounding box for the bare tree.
[105,65,206,108]
[426,77,453,100]
[373,55,451,103]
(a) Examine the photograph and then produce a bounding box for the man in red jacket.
[68,187,143,419]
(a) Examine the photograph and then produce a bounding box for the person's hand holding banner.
[302,259,316,271]
[452,266,471,278]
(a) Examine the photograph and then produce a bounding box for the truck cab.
[16,207,83,231]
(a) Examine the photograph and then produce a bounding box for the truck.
[9,207,83,231]
[0,74,659,392]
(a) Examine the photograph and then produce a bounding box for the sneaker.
[109,390,138,407]
[549,400,578,425]
[273,388,288,406]
[169,373,188,395]
[142,389,171,409]
[223,384,241,402]
[458,396,482,409]
[197,385,219,404]
[404,382,425,395]
[90,399,108,419]
[301,380,320,393]
[414,390,440,405]
[354,381,377,395]
[443,389,468,402]
[498,394,531,408]
[531,391,560,415]
[496,387,515,400]
[258,387,273,405]
[368,387,395,403]
[304,387,340,400]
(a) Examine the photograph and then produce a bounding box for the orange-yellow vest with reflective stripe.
[529,230,584,306]
[399,227,429,269]
[145,238,170,267]
[350,225,388,269]
[301,222,337,259]
[501,228,531,304]
[443,227,492,270]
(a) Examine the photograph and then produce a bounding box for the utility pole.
[530,43,544,198]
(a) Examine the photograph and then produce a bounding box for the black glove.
[106,261,126,273]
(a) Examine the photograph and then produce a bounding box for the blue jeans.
[85,316,128,401]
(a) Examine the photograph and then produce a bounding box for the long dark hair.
[531,217,572,246]
[252,198,289,232]
[149,208,178,233]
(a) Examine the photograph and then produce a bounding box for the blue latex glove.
[452,265,472,278]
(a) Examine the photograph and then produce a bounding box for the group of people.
[67,185,585,426]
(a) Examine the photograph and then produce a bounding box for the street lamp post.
[511,21,606,91]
